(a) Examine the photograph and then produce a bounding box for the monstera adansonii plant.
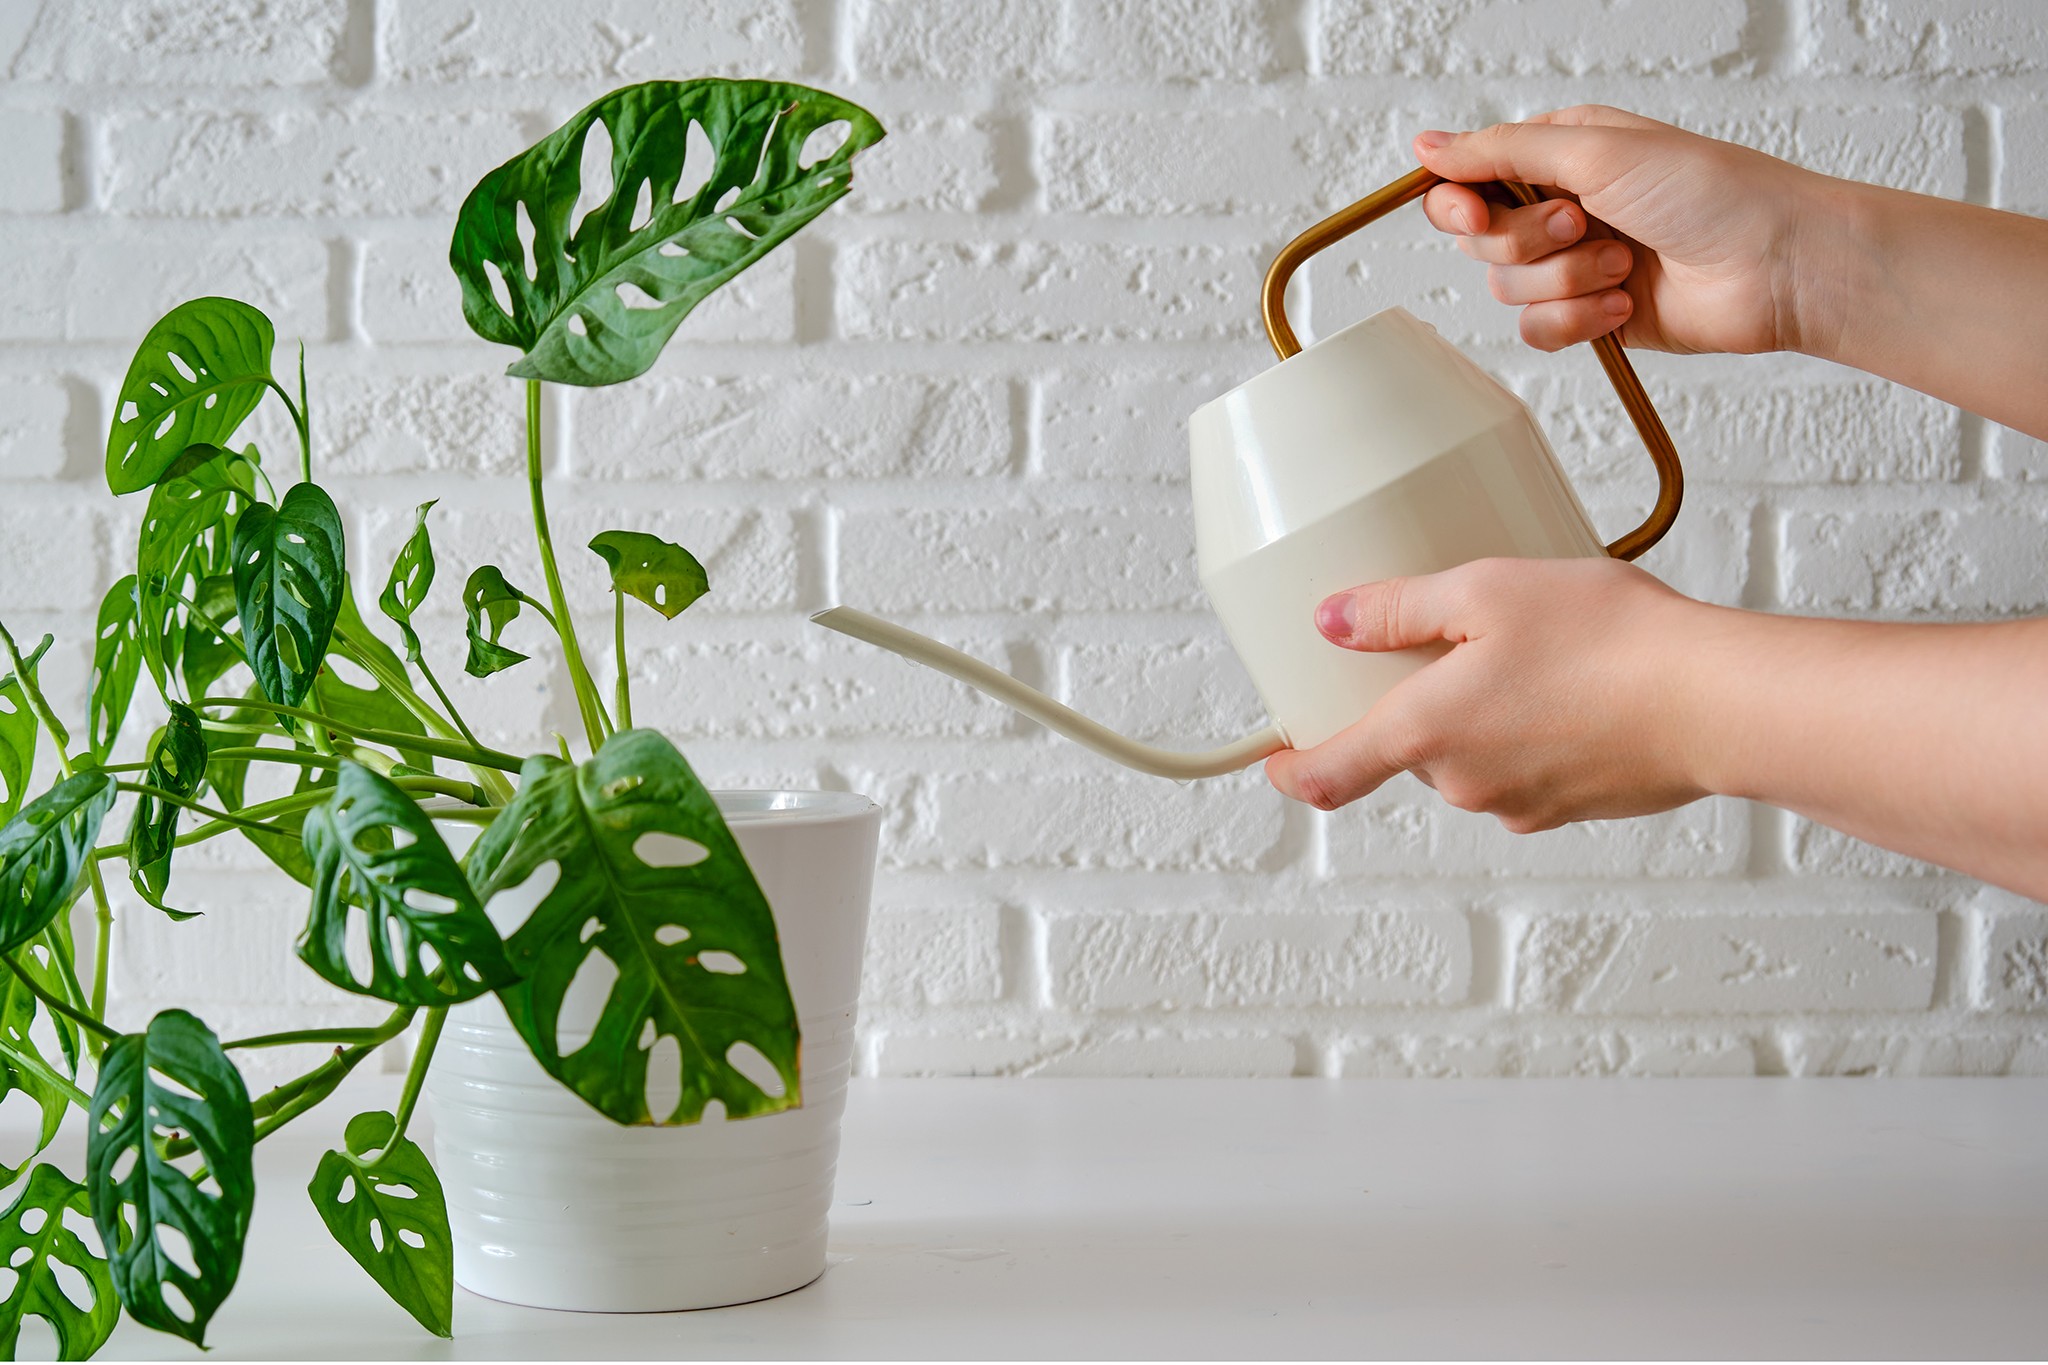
[0,78,883,1357]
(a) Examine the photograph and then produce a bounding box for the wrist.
[1645,596,1767,800]
[1777,174,1887,366]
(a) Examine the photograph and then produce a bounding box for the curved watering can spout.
[810,608,1287,781]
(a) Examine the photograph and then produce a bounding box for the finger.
[1487,239,1632,305]
[1517,289,1633,351]
[1448,200,1587,265]
[1315,573,1467,652]
[1414,119,1647,201]
[1420,182,1491,236]
[1265,704,1429,811]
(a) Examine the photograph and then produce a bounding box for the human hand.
[1263,557,1712,830]
[1413,105,1832,357]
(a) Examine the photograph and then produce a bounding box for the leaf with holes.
[0,960,71,1188]
[377,500,438,666]
[461,566,529,678]
[106,297,275,495]
[307,1111,453,1338]
[588,530,708,620]
[0,634,53,829]
[230,482,345,709]
[0,1163,119,1361]
[86,576,143,767]
[299,761,514,1006]
[136,443,263,702]
[87,1009,253,1349]
[468,729,799,1126]
[450,79,884,386]
[0,771,116,957]
[126,704,208,923]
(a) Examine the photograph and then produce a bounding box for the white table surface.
[82,1076,2048,1360]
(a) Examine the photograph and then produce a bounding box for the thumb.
[1316,574,1467,653]
[1412,118,1643,202]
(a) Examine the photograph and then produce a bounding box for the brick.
[837,500,1201,613]
[624,619,1019,740]
[845,765,1287,872]
[1509,901,1938,1014]
[103,110,527,218]
[1782,507,2048,619]
[1682,107,1967,199]
[4,0,350,85]
[1584,498,1749,605]
[1992,425,2048,482]
[108,872,348,1007]
[1782,1031,2048,1078]
[1,237,329,343]
[0,109,64,213]
[1046,905,1470,1009]
[1061,0,1293,81]
[0,379,72,480]
[1062,634,1268,747]
[837,240,1263,345]
[1786,818,1947,878]
[861,905,1004,1008]
[1317,0,1746,76]
[1981,909,2048,1012]
[387,0,805,82]
[876,1028,1296,1077]
[848,0,1061,80]
[1342,1031,1754,1077]
[572,375,1012,481]
[1037,372,1233,483]
[362,235,795,345]
[0,499,102,610]
[852,114,1002,215]
[319,373,526,477]
[1810,2,2048,77]
[2001,109,2048,218]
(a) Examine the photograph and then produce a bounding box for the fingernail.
[1598,242,1630,273]
[1546,207,1578,242]
[1415,129,1454,149]
[1316,592,1356,640]
[1601,290,1632,316]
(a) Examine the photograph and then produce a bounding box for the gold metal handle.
[1261,167,1684,562]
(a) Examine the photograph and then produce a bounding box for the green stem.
[524,379,609,749]
[329,629,462,744]
[0,1037,89,1110]
[266,375,311,484]
[114,782,294,841]
[391,1009,445,1145]
[229,1005,415,1053]
[167,589,248,664]
[0,622,75,780]
[412,654,483,751]
[204,746,339,772]
[612,589,632,730]
[5,956,117,1044]
[193,697,522,772]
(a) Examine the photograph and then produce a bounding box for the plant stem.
[228,1006,416,1052]
[4,956,117,1044]
[524,379,609,749]
[114,782,292,841]
[329,629,463,745]
[167,588,248,664]
[193,696,523,772]
[204,746,340,773]
[611,589,633,730]
[266,376,311,484]
[411,654,483,750]
[0,1036,90,1110]
[391,1008,445,1145]
[0,622,75,780]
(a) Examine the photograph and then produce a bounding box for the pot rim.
[710,789,879,825]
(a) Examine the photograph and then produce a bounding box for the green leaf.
[0,1164,119,1361]
[88,1009,253,1349]
[0,960,70,1186]
[326,580,437,773]
[307,1111,453,1338]
[377,500,438,666]
[300,762,514,1006]
[126,703,208,923]
[450,79,884,386]
[461,566,529,678]
[86,576,143,766]
[178,574,245,704]
[587,530,709,620]
[136,443,262,702]
[106,298,275,495]
[0,635,52,828]
[230,482,345,709]
[0,771,117,956]
[469,729,800,1126]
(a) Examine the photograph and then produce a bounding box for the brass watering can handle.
[1262,167,1684,562]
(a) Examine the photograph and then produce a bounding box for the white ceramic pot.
[426,789,882,1313]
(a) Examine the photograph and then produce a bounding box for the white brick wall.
[3,0,2045,1078]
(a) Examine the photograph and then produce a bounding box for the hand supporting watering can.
[821,105,2048,902]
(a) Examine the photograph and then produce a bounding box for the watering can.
[811,169,1685,780]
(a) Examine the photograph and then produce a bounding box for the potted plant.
[0,77,885,1357]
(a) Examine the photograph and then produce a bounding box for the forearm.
[1797,177,2048,439]
[1673,602,2048,897]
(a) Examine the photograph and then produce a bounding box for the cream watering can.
[812,169,1686,779]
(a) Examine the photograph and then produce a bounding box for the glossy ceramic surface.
[426,789,883,1313]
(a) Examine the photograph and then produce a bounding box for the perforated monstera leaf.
[0,634,52,828]
[377,500,438,665]
[307,1111,453,1338]
[136,443,263,701]
[86,575,142,766]
[126,703,207,922]
[86,1009,254,1349]
[450,79,884,386]
[299,762,514,1006]
[106,298,274,495]
[0,963,71,1188]
[0,1164,119,1361]
[230,481,345,709]
[461,566,529,678]
[588,530,708,620]
[0,771,116,956]
[468,730,800,1126]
